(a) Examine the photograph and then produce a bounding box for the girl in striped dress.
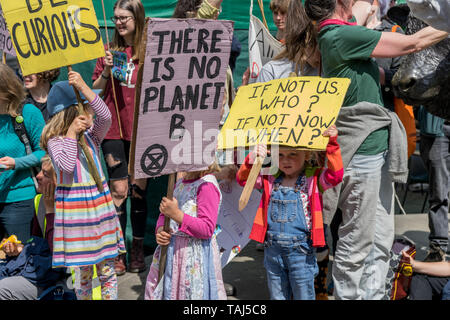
[40,71,126,300]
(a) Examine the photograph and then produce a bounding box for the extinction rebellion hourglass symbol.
[140,144,168,176]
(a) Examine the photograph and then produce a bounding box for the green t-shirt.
[319,24,388,155]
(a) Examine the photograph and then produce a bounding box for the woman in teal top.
[303,0,448,300]
[0,64,45,244]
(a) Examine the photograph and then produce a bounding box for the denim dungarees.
[263,174,318,300]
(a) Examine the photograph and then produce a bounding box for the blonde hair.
[183,162,221,180]
[110,0,145,60]
[275,0,318,74]
[40,105,80,152]
[0,64,26,117]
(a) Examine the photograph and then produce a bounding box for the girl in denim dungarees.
[237,125,343,300]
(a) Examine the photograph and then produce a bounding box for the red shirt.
[92,45,139,141]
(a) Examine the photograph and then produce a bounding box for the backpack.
[11,102,39,189]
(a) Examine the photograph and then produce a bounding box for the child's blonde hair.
[40,104,81,152]
[183,162,221,180]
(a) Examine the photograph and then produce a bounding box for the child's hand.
[322,125,338,138]
[0,157,15,170]
[68,71,88,92]
[68,71,96,103]
[401,250,416,269]
[67,115,93,139]
[250,144,269,163]
[159,197,183,223]
[156,227,172,246]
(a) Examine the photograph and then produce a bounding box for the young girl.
[144,163,226,300]
[236,125,343,300]
[40,71,126,300]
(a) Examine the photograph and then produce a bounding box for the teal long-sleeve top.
[0,103,45,203]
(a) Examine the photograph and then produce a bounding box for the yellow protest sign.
[218,76,350,150]
[0,0,104,76]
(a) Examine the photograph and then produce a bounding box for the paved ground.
[117,186,448,300]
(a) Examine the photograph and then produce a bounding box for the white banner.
[248,0,284,84]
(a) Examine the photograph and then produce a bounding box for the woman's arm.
[371,26,449,58]
[92,51,113,92]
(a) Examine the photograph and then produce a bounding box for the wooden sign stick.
[2,52,5,64]
[239,155,264,211]
[257,0,269,30]
[158,173,177,282]
[67,65,104,193]
[101,0,123,139]
[128,17,149,179]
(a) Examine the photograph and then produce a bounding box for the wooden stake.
[101,0,123,139]
[67,65,104,193]
[257,0,269,30]
[128,18,149,179]
[2,52,6,65]
[158,173,177,282]
[239,155,264,211]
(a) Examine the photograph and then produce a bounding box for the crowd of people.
[0,0,449,301]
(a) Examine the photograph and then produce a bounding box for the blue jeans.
[264,236,318,300]
[0,199,35,243]
[264,175,318,300]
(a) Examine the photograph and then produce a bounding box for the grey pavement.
[118,187,448,300]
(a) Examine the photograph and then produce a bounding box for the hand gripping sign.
[0,0,105,76]
[218,76,350,210]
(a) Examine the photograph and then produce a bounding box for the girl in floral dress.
[145,163,226,300]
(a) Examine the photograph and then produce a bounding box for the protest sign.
[248,0,284,84]
[218,76,351,151]
[0,5,15,56]
[132,18,234,179]
[0,0,105,75]
[216,180,261,268]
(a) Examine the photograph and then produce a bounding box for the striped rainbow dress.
[48,95,126,268]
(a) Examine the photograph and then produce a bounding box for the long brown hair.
[275,0,319,74]
[0,64,26,117]
[110,0,145,60]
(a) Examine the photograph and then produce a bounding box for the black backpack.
[11,102,40,189]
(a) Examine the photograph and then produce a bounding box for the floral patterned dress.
[145,174,226,300]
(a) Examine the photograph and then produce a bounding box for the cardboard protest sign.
[218,76,351,150]
[133,18,234,179]
[0,5,15,56]
[216,180,261,268]
[0,0,105,75]
[248,0,284,84]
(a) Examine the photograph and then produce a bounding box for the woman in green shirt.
[303,0,448,300]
